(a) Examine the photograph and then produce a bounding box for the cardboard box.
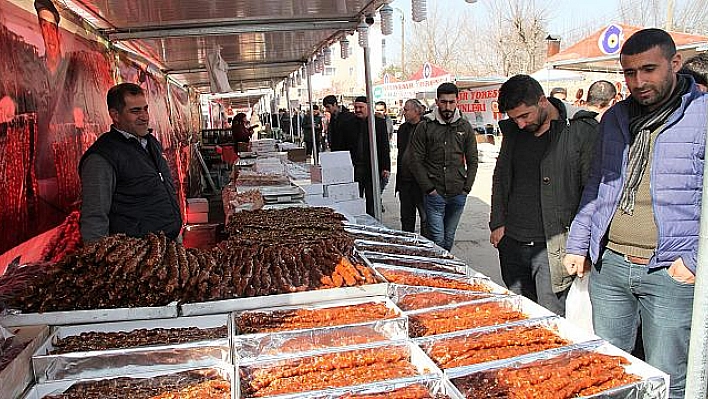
[0,325,50,399]
[297,183,324,196]
[186,198,209,213]
[324,182,360,202]
[186,212,209,224]
[319,151,353,168]
[330,198,367,216]
[304,194,334,206]
[310,164,355,185]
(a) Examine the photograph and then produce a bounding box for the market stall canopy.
[530,68,584,83]
[547,23,708,73]
[63,0,387,93]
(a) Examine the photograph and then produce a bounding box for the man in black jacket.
[323,95,355,151]
[490,75,599,316]
[80,83,182,242]
[345,96,391,217]
[396,99,427,235]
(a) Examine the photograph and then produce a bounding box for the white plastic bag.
[565,275,594,334]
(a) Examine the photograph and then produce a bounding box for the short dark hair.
[312,104,319,111]
[497,74,544,113]
[107,83,145,112]
[436,82,458,98]
[323,95,338,106]
[375,101,387,109]
[620,28,676,61]
[586,80,617,108]
[404,98,425,113]
[354,96,368,103]
[680,53,708,87]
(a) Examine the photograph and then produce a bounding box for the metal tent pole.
[306,61,318,164]
[684,119,708,397]
[363,44,382,220]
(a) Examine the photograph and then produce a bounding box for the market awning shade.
[547,23,708,73]
[67,0,387,91]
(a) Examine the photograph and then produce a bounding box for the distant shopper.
[680,52,708,92]
[232,112,255,143]
[323,95,355,151]
[491,75,599,316]
[302,105,323,157]
[396,99,428,236]
[549,87,567,101]
[585,80,617,121]
[80,83,182,242]
[409,82,478,251]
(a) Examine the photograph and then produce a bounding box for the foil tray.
[180,283,389,316]
[32,314,231,383]
[260,376,464,399]
[414,315,600,371]
[344,227,435,248]
[237,340,442,399]
[372,264,508,295]
[1,325,50,399]
[355,240,454,260]
[232,296,407,360]
[343,223,422,239]
[0,302,179,328]
[388,284,504,311]
[445,340,669,399]
[361,252,471,276]
[22,363,236,399]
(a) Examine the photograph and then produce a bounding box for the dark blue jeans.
[498,236,567,316]
[424,193,466,251]
[591,249,694,398]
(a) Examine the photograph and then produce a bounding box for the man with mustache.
[490,74,599,317]
[409,82,478,251]
[79,83,182,242]
[564,29,708,398]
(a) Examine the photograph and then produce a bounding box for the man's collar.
[113,126,148,145]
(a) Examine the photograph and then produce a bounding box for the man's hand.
[668,257,695,284]
[427,189,438,196]
[490,226,505,248]
[382,170,390,179]
[564,254,590,277]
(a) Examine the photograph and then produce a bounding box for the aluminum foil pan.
[414,316,599,371]
[345,228,435,248]
[343,223,421,240]
[388,284,503,311]
[373,265,507,294]
[262,376,463,399]
[32,315,231,383]
[0,302,179,328]
[361,252,470,276]
[22,364,235,399]
[238,340,442,399]
[445,340,669,399]
[232,297,406,360]
[405,295,554,338]
[355,240,454,260]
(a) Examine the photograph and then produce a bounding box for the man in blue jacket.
[564,29,707,398]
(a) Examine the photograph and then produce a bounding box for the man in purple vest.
[564,29,708,398]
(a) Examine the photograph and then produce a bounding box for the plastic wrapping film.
[445,340,669,399]
[254,376,463,399]
[180,256,388,316]
[388,284,504,311]
[405,295,555,338]
[0,301,179,327]
[361,252,471,276]
[232,297,407,360]
[414,316,600,371]
[372,264,508,294]
[237,340,442,398]
[32,314,231,383]
[22,363,236,399]
[355,240,454,260]
[344,228,435,248]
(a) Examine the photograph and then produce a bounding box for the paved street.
[378,156,504,287]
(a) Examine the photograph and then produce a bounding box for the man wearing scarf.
[564,29,708,398]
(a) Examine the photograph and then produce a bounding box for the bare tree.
[482,0,556,76]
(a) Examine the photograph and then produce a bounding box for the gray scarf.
[618,74,690,215]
